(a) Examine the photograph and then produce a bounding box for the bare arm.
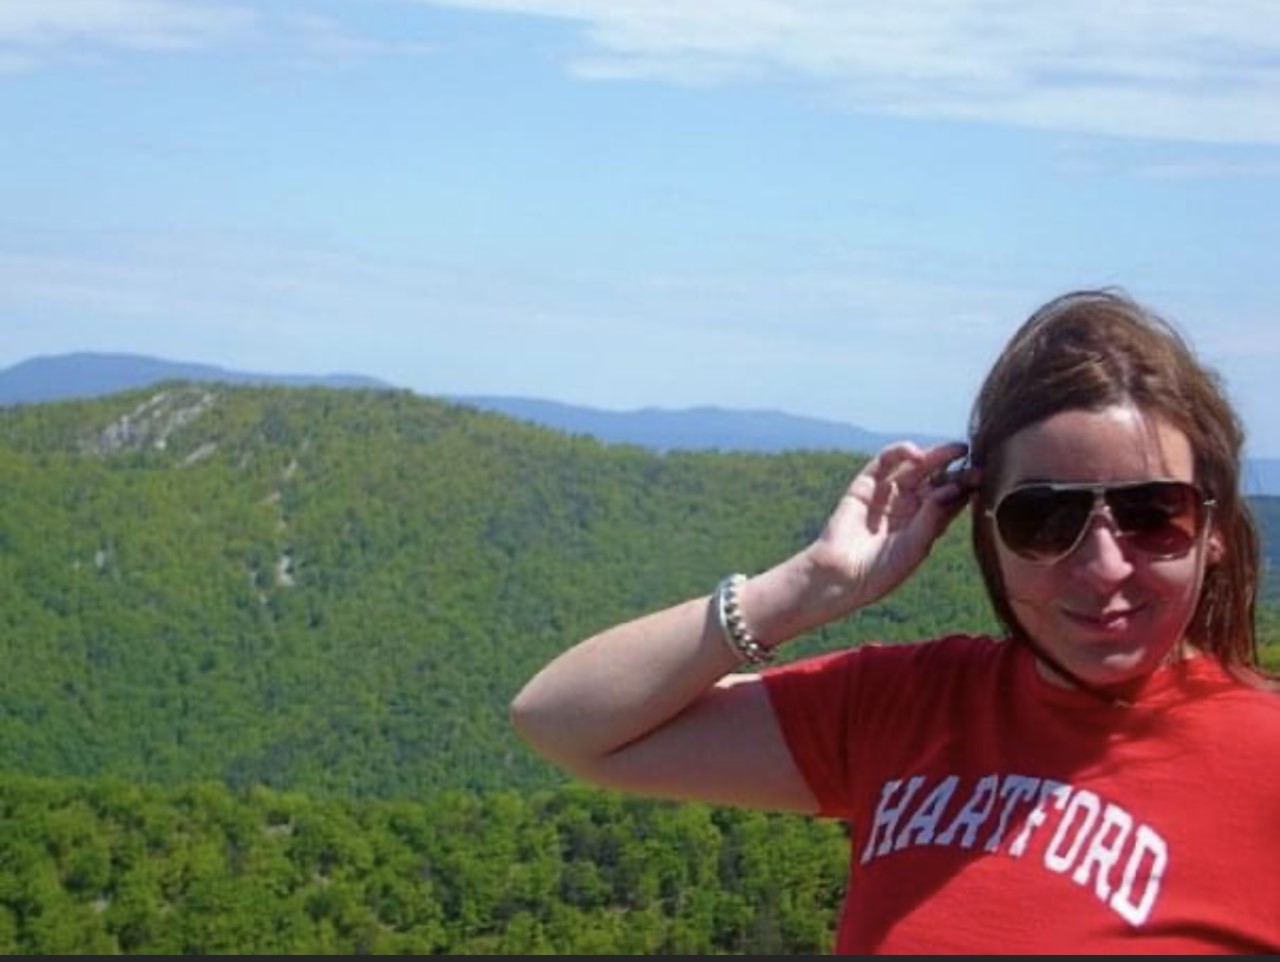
[509,440,976,812]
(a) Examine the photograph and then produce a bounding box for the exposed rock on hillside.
[81,388,216,456]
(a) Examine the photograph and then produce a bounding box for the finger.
[840,443,921,509]
[924,439,970,468]
[882,441,968,493]
[859,441,926,482]
[920,441,972,488]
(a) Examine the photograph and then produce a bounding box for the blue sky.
[3,1,1280,456]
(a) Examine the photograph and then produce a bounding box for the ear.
[1206,526,1225,565]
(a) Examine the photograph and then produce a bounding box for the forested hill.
[0,383,998,801]
[0,383,1275,802]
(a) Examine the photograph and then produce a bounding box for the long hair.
[967,288,1264,681]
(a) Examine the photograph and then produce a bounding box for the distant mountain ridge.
[446,395,948,455]
[0,352,393,404]
[3,351,1278,494]
[0,352,946,455]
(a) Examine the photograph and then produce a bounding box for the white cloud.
[0,2,447,71]
[412,0,1280,145]
[6,1,1278,144]
[0,0,255,60]
[0,0,254,47]
[284,13,438,66]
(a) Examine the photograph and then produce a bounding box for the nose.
[1071,500,1135,581]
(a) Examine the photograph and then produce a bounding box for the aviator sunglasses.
[987,478,1215,564]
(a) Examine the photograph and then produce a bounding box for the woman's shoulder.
[863,631,1011,666]
[770,632,1011,681]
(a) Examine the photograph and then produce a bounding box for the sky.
[3,1,1280,456]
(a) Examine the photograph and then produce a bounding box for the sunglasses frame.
[986,478,1216,565]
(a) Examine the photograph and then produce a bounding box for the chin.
[1017,606,1189,690]
[1061,643,1165,689]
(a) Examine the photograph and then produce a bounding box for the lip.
[1061,606,1143,631]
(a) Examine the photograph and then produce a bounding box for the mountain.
[0,352,939,455]
[1,351,1277,494]
[0,352,393,405]
[0,382,995,800]
[444,395,948,455]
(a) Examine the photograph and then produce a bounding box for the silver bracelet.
[713,573,774,665]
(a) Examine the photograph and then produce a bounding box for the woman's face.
[991,404,1217,690]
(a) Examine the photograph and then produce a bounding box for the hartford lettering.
[859,773,1167,926]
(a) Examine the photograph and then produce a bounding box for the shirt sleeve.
[761,635,987,819]
[761,647,864,818]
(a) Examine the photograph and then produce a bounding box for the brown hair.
[967,288,1265,680]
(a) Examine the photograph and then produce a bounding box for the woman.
[510,289,1280,953]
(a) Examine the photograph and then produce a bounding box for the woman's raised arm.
[508,440,975,811]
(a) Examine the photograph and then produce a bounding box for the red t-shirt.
[762,634,1280,954]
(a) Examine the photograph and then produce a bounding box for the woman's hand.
[807,440,978,615]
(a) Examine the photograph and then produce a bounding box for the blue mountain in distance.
[0,353,943,456]
[2,352,1278,496]
[0,352,392,404]
[448,395,948,456]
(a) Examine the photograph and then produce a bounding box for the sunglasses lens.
[1107,482,1202,556]
[994,481,1205,562]
[995,486,1094,561]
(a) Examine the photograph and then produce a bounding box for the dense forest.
[0,775,851,954]
[0,383,1005,799]
[1,384,1276,953]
